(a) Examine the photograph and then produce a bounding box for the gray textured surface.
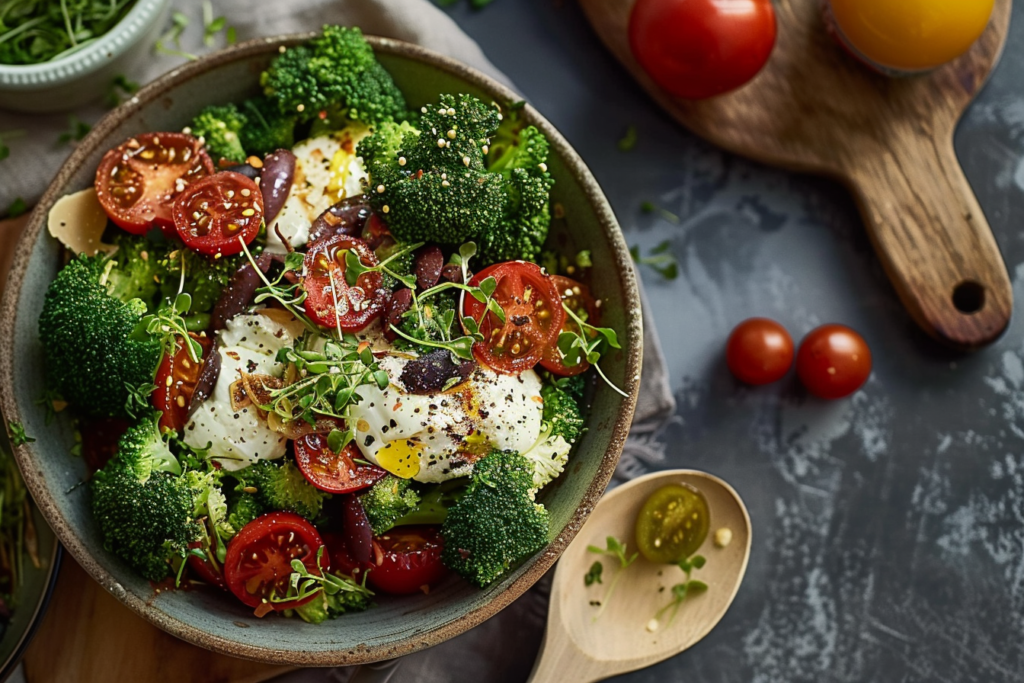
[441,2,1024,681]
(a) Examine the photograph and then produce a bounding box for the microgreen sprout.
[272,546,374,604]
[104,74,140,108]
[154,11,197,60]
[7,420,34,447]
[201,0,227,46]
[648,555,707,631]
[0,0,138,65]
[343,240,424,290]
[587,535,638,619]
[584,560,603,587]
[557,304,626,397]
[640,201,680,224]
[630,241,679,281]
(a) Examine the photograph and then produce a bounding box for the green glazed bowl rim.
[0,34,643,665]
[0,0,169,88]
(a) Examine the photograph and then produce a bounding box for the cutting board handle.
[847,128,1012,349]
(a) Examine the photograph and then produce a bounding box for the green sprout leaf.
[617,124,638,152]
[7,420,34,447]
[584,561,603,587]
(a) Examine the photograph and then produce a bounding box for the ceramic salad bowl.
[0,34,642,665]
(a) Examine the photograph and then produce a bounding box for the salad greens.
[0,0,137,65]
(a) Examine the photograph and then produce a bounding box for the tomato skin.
[173,171,263,257]
[367,526,448,595]
[726,318,794,385]
[796,324,872,400]
[629,0,777,100]
[152,333,213,432]
[293,435,387,494]
[540,275,600,377]
[223,512,328,611]
[302,235,387,332]
[94,132,213,233]
[463,261,565,375]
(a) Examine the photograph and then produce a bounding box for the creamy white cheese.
[183,312,303,471]
[347,357,545,483]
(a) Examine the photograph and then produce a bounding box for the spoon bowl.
[529,470,751,683]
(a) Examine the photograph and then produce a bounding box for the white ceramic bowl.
[0,0,169,113]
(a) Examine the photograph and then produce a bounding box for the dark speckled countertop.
[446,2,1024,681]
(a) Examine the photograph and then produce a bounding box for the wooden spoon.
[578,0,1013,350]
[528,470,751,683]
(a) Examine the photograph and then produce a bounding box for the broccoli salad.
[37,26,622,622]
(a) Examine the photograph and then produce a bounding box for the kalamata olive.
[400,349,475,394]
[223,162,261,180]
[209,252,272,332]
[259,149,296,225]
[384,288,413,341]
[188,345,221,417]
[342,495,374,564]
[442,262,468,284]
[414,244,444,290]
[309,195,372,244]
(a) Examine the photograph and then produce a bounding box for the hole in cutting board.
[952,281,986,314]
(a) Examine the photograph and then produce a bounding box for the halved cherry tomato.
[726,318,794,385]
[187,539,227,590]
[223,512,327,611]
[172,171,263,257]
[321,531,370,584]
[368,526,448,595]
[796,324,872,400]
[302,234,386,332]
[152,333,213,432]
[629,0,777,100]
[463,261,565,375]
[94,132,213,234]
[540,275,600,377]
[293,434,387,494]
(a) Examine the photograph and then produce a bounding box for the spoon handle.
[527,629,605,683]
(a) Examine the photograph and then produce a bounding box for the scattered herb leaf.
[104,74,140,108]
[5,197,27,218]
[7,421,34,447]
[630,241,679,281]
[617,125,638,152]
[154,11,197,60]
[584,560,603,587]
[650,554,707,629]
[0,130,25,161]
[587,536,638,619]
[57,115,91,146]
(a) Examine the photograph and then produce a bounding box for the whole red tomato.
[629,0,777,99]
[726,318,794,385]
[796,324,872,400]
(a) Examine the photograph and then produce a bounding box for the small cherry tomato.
[827,0,994,73]
[94,132,214,234]
[173,171,263,257]
[367,526,448,595]
[302,234,387,332]
[152,333,213,432]
[463,261,565,375]
[540,275,600,377]
[321,531,370,584]
[629,0,777,100]
[635,483,710,564]
[796,324,872,400]
[223,512,327,611]
[726,318,794,385]
[293,434,387,494]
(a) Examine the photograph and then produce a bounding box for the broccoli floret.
[226,491,264,533]
[39,255,162,418]
[239,96,297,156]
[186,468,234,564]
[394,291,458,355]
[360,94,505,244]
[375,240,416,292]
[261,25,408,125]
[360,475,420,535]
[190,104,247,164]
[91,417,199,581]
[104,233,162,305]
[478,125,555,265]
[234,459,328,520]
[157,247,242,315]
[541,384,584,444]
[440,449,549,587]
[394,478,468,527]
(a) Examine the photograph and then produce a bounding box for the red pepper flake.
[393,401,403,411]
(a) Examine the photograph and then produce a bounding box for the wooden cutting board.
[0,216,291,683]
[579,0,1013,351]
